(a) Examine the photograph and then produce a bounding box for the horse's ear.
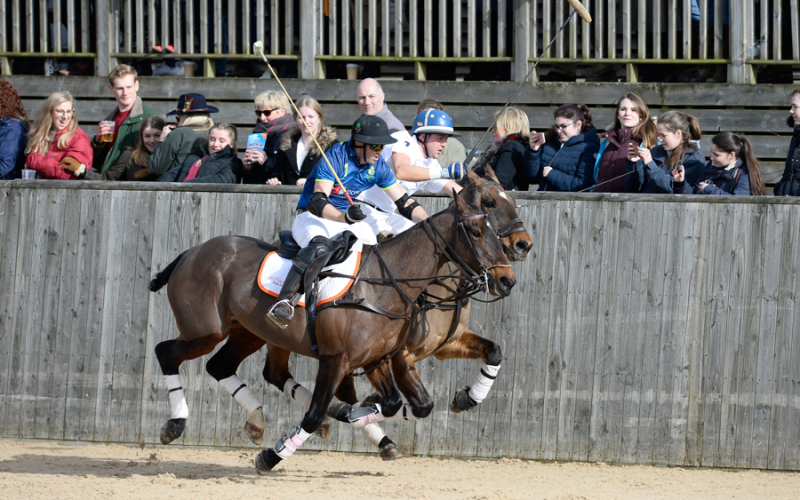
[482,165,501,184]
[453,184,471,212]
[466,168,482,186]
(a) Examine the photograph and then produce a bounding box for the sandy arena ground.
[1,439,799,499]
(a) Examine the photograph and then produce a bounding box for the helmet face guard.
[412,109,462,137]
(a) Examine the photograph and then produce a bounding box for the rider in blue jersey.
[267,115,427,328]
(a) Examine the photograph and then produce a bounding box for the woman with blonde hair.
[24,91,93,179]
[593,93,658,192]
[243,90,297,184]
[489,106,531,191]
[271,96,337,186]
[147,93,217,176]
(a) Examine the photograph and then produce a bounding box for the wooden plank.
[732,204,767,468]
[635,203,669,464]
[7,76,799,108]
[587,201,622,462]
[138,190,176,445]
[47,188,82,440]
[766,204,799,469]
[19,188,52,438]
[750,203,783,468]
[700,204,735,466]
[619,202,653,463]
[784,208,800,470]
[0,187,21,435]
[569,200,603,461]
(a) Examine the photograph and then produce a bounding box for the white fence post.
[301,0,320,79]
[96,0,111,77]
[513,0,530,83]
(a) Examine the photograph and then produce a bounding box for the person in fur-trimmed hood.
[270,96,337,186]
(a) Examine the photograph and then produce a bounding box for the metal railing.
[1,0,799,82]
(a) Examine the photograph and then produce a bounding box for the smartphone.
[535,132,546,145]
[677,165,684,173]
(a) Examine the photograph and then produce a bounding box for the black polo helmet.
[351,115,397,145]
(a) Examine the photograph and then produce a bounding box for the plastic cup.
[346,63,359,80]
[100,121,115,143]
[184,61,196,77]
[21,169,36,180]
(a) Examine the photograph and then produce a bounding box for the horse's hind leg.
[205,325,268,445]
[255,353,349,475]
[155,333,226,444]
[433,329,502,413]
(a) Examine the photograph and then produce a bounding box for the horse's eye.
[470,227,482,238]
[482,197,496,209]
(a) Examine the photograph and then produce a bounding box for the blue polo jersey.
[296,141,398,212]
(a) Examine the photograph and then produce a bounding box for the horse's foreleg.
[433,329,502,413]
[262,346,330,439]
[206,326,268,445]
[255,352,349,475]
[155,333,225,444]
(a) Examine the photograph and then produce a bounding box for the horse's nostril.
[499,276,515,291]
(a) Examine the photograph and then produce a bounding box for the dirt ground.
[1,440,799,500]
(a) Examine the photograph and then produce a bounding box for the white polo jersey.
[360,134,450,212]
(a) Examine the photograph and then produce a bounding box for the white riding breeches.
[361,205,416,236]
[292,210,377,248]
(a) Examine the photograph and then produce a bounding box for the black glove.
[345,204,366,224]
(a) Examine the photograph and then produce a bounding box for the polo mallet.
[253,41,355,205]
[464,0,592,164]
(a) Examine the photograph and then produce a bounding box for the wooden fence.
[1,181,800,470]
[3,76,798,186]
[2,0,800,82]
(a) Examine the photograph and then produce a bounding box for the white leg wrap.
[165,374,189,419]
[219,375,261,416]
[284,378,313,410]
[467,364,501,404]
[384,404,422,422]
[362,424,387,447]
[275,427,312,460]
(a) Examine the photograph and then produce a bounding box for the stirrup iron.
[266,299,294,329]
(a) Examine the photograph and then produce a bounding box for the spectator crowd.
[1,64,799,198]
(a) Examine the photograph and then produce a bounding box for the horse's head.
[460,167,532,261]
[452,183,516,297]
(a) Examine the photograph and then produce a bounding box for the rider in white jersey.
[358,109,466,235]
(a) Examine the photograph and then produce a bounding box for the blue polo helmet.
[412,109,461,137]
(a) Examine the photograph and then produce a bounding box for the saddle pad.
[258,241,363,308]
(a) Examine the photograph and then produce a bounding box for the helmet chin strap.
[419,133,431,159]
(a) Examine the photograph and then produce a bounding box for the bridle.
[313,182,512,376]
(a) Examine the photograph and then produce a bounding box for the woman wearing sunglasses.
[524,103,600,192]
[243,90,297,184]
[266,115,428,329]
[24,91,93,179]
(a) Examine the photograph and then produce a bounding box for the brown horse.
[152,167,530,460]
[150,170,517,473]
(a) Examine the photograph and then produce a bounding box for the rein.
[317,187,508,377]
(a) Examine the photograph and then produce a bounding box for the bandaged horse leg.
[255,353,349,475]
[432,330,502,413]
[155,334,224,444]
[206,326,268,444]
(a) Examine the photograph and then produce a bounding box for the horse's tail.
[149,251,187,292]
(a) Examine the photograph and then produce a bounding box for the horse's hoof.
[315,415,332,439]
[160,418,186,445]
[449,387,477,414]
[245,408,266,445]
[379,443,403,461]
[255,449,282,476]
[326,401,352,423]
